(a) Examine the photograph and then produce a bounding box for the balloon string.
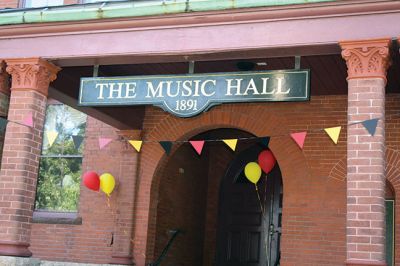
[255,184,264,215]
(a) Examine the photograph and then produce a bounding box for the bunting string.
[1,111,399,152]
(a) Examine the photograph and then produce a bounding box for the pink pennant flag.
[290,132,307,149]
[98,137,112,150]
[189,140,205,155]
[22,112,33,127]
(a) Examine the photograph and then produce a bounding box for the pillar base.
[346,260,386,266]
[0,241,32,257]
[110,255,134,265]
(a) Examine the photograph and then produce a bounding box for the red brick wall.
[154,144,209,266]
[134,95,348,265]
[30,117,139,264]
[26,93,400,265]
[0,0,19,8]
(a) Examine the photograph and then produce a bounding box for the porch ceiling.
[50,52,400,130]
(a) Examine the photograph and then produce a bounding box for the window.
[23,0,63,8]
[35,104,86,212]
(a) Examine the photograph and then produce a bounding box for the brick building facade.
[0,1,399,266]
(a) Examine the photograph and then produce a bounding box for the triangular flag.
[223,139,238,151]
[129,140,143,152]
[46,131,58,147]
[259,137,270,148]
[159,141,172,155]
[22,112,33,127]
[361,118,379,136]
[290,132,307,149]
[99,137,112,149]
[324,126,341,144]
[189,140,205,155]
[72,135,84,150]
[0,117,7,133]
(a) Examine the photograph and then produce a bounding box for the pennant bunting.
[22,112,33,127]
[324,126,341,144]
[72,135,84,150]
[189,140,205,155]
[0,117,7,133]
[223,139,238,151]
[46,131,58,147]
[129,140,143,152]
[99,137,112,150]
[290,132,307,149]
[361,118,379,136]
[159,141,173,155]
[259,137,270,148]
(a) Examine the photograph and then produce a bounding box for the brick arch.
[132,106,312,265]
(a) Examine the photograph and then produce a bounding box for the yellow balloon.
[100,173,115,196]
[244,162,262,184]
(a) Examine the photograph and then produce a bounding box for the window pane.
[42,104,86,156]
[24,0,64,8]
[35,157,82,211]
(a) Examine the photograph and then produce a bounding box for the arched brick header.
[132,105,312,265]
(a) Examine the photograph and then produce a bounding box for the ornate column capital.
[340,38,391,83]
[5,58,61,96]
[0,60,10,96]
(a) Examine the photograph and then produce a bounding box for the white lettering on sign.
[145,80,216,98]
[96,82,138,99]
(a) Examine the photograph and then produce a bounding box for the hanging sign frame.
[79,69,310,117]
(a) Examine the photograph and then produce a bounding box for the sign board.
[79,69,310,117]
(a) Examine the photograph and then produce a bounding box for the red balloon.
[258,150,276,174]
[83,171,100,191]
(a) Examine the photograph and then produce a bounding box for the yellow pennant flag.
[324,126,341,144]
[223,139,238,151]
[46,131,58,147]
[129,140,143,152]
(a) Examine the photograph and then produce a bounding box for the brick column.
[340,38,391,266]
[110,130,141,265]
[0,58,60,257]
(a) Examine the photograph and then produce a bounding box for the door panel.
[216,145,282,266]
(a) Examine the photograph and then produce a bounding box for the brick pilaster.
[340,38,391,266]
[109,130,141,265]
[0,58,60,257]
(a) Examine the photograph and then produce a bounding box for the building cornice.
[0,0,398,39]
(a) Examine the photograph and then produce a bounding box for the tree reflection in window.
[35,104,86,211]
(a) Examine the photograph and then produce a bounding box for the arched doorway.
[153,128,282,266]
[134,107,312,266]
[216,144,282,266]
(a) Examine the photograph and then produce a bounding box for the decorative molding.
[0,61,10,96]
[5,58,61,97]
[340,38,391,82]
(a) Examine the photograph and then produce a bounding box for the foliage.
[35,105,86,211]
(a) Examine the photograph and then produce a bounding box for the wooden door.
[216,145,282,266]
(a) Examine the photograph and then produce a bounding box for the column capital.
[340,38,391,83]
[0,61,10,96]
[5,58,61,97]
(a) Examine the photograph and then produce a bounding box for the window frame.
[33,102,87,221]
